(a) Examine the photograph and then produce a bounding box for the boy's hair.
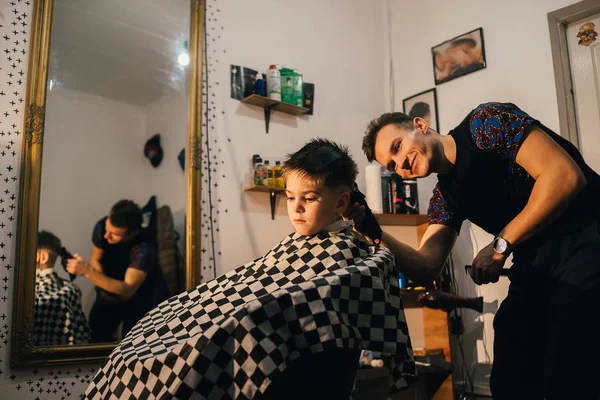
[363,112,413,163]
[38,230,62,265]
[108,200,143,232]
[282,138,358,189]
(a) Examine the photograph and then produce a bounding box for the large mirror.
[11,0,204,366]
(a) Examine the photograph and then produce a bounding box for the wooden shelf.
[244,185,285,220]
[241,94,310,133]
[374,213,428,226]
[244,185,285,194]
[242,94,309,115]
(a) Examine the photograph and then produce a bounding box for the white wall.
[387,0,580,377]
[209,0,387,276]
[144,93,188,249]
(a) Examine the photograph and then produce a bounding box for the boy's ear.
[336,191,351,213]
[36,249,49,266]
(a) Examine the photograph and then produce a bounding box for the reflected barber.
[66,200,169,342]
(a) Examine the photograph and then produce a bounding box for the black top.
[428,102,600,256]
[92,217,169,309]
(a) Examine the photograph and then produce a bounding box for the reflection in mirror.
[35,0,191,346]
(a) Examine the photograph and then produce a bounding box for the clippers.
[350,183,383,245]
[58,247,77,281]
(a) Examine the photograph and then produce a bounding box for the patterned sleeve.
[427,184,464,232]
[129,244,155,273]
[91,219,105,249]
[469,102,537,161]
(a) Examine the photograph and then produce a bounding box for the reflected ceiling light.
[178,52,190,66]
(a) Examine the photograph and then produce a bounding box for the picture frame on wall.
[432,27,486,85]
[402,88,440,132]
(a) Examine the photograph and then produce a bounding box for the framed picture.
[432,27,486,85]
[402,88,439,132]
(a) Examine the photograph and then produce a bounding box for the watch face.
[494,237,508,254]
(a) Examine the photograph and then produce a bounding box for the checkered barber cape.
[33,269,90,346]
[85,227,417,399]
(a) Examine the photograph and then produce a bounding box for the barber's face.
[104,218,130,245]
[374,121,433,179]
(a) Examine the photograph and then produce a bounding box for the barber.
[345,102,600,400]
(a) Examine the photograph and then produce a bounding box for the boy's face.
[285,172,350,236]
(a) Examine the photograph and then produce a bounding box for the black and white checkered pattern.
[33,270,90,346]
[85,228,416,399]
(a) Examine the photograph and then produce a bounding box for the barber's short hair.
[282,138,358,189]
[108,200,143,232]
[363,112,413,163]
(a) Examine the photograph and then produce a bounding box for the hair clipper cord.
[350,184,383,244]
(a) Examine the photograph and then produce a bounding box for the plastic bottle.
[266,65,281,101]
[398,273,408,289]
[280,67,295,104]
[292,69,304,107]
[273,161,284,188]
[264,160,273,186]
[255,73,265,97]
[253,155,267,186]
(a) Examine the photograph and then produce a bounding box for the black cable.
[448,253,475,394]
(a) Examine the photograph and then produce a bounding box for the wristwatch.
[493,236,513,256]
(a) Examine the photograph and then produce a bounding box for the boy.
[34,231,90,346]
[85,139,416,400]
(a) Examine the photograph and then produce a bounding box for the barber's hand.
[66,254,91,277]
[469,243,507,285]
[342,201,366,233]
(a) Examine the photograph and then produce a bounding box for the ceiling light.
[178,53,189,66]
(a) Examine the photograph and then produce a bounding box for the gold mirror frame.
[11,0,204,367]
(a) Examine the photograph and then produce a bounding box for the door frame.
[548,0,600,149]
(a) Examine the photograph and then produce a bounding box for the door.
[567,13,600,173]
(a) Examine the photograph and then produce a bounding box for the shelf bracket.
[264,107,272,134]
[269,189,277,219]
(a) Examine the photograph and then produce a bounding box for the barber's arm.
[344,204,457,284]
[381,224,457,285]
[88,244,104,273]
[66,256,147,302]
[471,125,587,284]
